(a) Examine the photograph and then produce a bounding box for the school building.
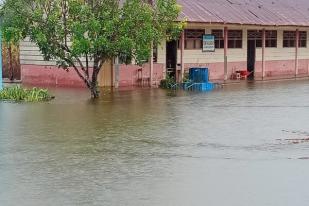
[14,0,309,87]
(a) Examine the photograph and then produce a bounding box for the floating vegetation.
[277,137,309,144]
[276,130,309,144]
[0,85,54,102]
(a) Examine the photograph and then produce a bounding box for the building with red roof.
[18,0,309,87]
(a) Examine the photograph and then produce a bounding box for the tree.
[1,0,184,97]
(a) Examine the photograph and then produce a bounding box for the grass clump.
[160,76,176,89]
[160,73,191,89]
[0,85,53,102]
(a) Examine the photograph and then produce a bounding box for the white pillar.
[262,29,266,80]
[180,31,185,82]
[295,29,299,77]
[224,27,228,81]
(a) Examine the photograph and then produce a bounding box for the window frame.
[184,29,205,50]
[228,30,243,49]
[283,31,296,48]
[265,30,277,48]
[247,30,277,48]
[299,31,307,48]
[212,29,225,49]
[247,30,262,48]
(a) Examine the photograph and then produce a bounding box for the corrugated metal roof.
[178,0,309,26]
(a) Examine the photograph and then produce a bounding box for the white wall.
[20,37,56,66]
[20,24,309,68]
[155,24,309,65]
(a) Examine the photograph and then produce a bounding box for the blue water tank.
[189,68,209,83]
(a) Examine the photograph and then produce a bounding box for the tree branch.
[63,57,91,88]
[56,42,87,74]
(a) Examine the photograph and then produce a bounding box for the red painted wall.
[184,61,247,80]
[185,60,309,80]
[264,60,309,77]
[22,65,88,87]
[21,63,165,87]
[118,63,164,87]
[21,59,309,87]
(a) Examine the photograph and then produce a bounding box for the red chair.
[240,70,253,80]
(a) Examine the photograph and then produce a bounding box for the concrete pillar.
[224,27,228,81]
[295,29,299,77]
[150,41,154,87]
[262,29,266,80]
[114,56,119,89]
[180,31,185,82]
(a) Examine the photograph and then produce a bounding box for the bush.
[160,76,176,89]
[0,85,53,102]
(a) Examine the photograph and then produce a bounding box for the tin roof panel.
[178,0,309,26]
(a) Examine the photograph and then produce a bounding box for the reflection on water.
[1,81,309,206]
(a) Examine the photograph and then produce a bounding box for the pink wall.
[297,59,309,75]
[21,59,309,87]
[21,63,165,87]
[264,60,295,77]
[118,63,164,87]
[184,62,247,80]
[254,61,263,78]
[22,65,88,87]
[264,59,309,77]
[185,59,309,80]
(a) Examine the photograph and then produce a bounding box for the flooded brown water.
[1,80,309,206]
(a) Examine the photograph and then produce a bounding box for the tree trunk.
[90,63,100,98]
[90,85,99,98]
[8,45,13,81]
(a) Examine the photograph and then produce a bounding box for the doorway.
[166,40,177,79]
[247,40,256,80]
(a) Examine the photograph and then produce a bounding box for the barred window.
[184,29,205,50]
[265,30,277,48]
[228,30,242,48]
[299,31,307,48]
[212,30,224,49]
[248,30,277,48]
[283,31,296,48]
[247,30,262,47]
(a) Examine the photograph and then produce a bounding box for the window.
[153,46,158,63]
[247,30,277,48]
[184,29,205,49]
[299,31,307,48]
[212,30,224,49]
[228,30,242,48]
[247,30,262,48]
[283,31,296,47]
[265,30,277,47]
[283,31,307,48]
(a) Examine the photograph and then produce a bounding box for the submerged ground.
[0,80,309,206]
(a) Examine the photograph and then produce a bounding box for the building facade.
[17,0,309,87]
[168,24,309,81]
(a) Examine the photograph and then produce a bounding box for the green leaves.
[1,0,184,96]
[1,0,183,65]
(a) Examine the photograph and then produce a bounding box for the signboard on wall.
[203,35,215,52]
